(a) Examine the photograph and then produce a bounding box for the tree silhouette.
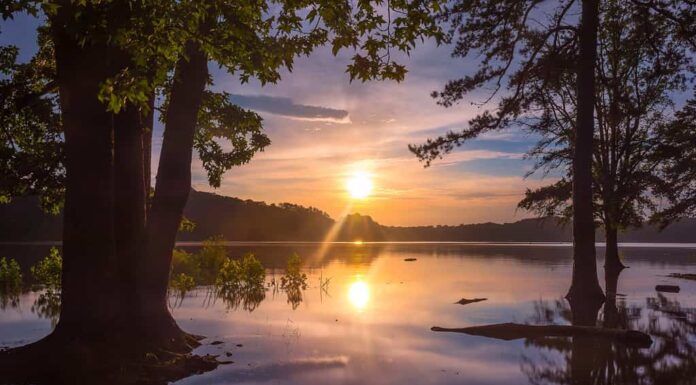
[518,0,694,270]
[410,0,694,305]
[409,0,608,305]
[651,96,696,225]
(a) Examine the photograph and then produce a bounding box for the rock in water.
[655,285,680,293]
[455,298,487,305]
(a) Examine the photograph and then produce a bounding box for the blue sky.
[1,11,557,226]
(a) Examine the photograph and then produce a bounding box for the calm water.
[1,243,696,385]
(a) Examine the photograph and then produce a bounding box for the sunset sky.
[2,13,553,226]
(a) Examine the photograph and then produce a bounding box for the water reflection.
[347,279,369,311]
[1,243,695,385]
[31,290,60,327]
[521,268,696,385]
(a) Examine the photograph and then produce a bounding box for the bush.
[0,257,23,292]
[198,235,228,283]
[280,253,307,289]
[171,248,201,280]
[216,253,265,290]
[215,253,266,312]
[170,273,196,297]
[280,254,308,310]
[30,247,62,289]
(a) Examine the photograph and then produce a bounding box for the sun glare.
[348,279,370,310]
[346,171,373,199]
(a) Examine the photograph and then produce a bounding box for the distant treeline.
[1,189,694,243]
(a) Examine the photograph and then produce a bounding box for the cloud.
[229,94,350,123]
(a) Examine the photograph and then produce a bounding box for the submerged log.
[655,285,680,293]
[455,298,487,305]
[431,323,652,347]
[668,273,696,281]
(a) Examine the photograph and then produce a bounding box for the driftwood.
[431,323,652,347]
[669,273,696,281]
[455,298,487,305]
[404,258,417,262]
[656,285,680,293]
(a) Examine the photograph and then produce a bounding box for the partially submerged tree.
[518,0,693,270]
[0,0,444,380]
[409,0,607,311]
[410,0,694,310]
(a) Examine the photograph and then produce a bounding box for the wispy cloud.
[229,94,350,123]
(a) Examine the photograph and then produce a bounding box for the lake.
[2,242,696,384]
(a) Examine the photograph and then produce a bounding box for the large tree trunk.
[113,104,147,321]
[50,4,120,338]
[567,0,605,305]
[604,224,625,270]
[139,41,208,342]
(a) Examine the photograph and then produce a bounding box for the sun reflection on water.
[348,279,370,311]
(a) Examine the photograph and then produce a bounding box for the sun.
[346,171,373,199]
[348,280,370,310]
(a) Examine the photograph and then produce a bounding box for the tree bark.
[604,224,625,270]
[567,0,605,304]
[49,4,119,337]
[140,41,208,333]
[114,104,147,320]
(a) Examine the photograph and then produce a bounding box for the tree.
[408,0,606,310]
[651,96,696,225]
[518,0,693,271]
[409,0,694,309]
[0,0,444,380]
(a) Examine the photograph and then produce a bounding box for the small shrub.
[0,257,23,292]
[178,217,196,233]
[30,247,62,289]
[280,253,307,290]
[280,254,308,310]
[170,273,196,297]
[198,235,228,283]
[171,248,201,280]
[216,253,265,290]
[215,253,266,312]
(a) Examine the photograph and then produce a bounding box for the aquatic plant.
[170,273,196,298]
[0,257,23,292]
[29,248,63,325]
[0,257,23,309]
[31,289,61,327]
[197,236,228,283]
[216,253,265,289]
[171,248,202,282]
[168,236,228,291]
[215,253,266,312]
[30,247,62,289]
[280,254,308,310]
